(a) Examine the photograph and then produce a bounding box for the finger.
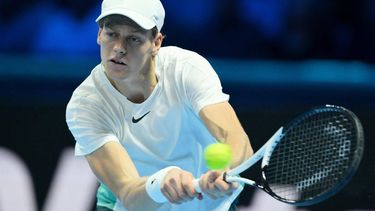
[230,181,239,189]
[199,173,210,192]
[180,174,196,200]
[204,178,223,199]
[169,174,193,202]
[207,171,221,183]
[174,182,191,202]
[199,171,225,199]
[201,171,219,190]
[162,177,184,203]
[224,182,239,196]
[213,178,231,193]
[161,183,181,204]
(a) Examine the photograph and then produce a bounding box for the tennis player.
[66,0,253,210]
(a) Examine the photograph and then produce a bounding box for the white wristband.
[145,166,181,203]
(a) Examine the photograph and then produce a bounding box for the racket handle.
[193,178,202,193]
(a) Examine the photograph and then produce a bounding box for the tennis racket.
[194,105,364,206]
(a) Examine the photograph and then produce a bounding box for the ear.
[152,33,163,56]
[97,28,103,45]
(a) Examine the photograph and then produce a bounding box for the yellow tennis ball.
[204,143,232,170]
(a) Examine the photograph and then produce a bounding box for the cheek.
[136,49,152,63]
[128,46,149,59]
[100,44,112,58]
[99,47,106,63]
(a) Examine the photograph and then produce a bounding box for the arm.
[157,101,252,203]
[197,101,253,198]
[199,101,253,167]
[85,141,161,211]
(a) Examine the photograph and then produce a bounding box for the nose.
[113,40,127,55]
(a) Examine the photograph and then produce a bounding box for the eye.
[128,36,141,44]
[106,32,117,37]
[103,28,118,38]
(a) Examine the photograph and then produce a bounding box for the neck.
[109,59,158,104]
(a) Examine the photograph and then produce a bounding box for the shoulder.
[66,65,107,114]
[157,46,214,76]
[158,46,197,58]
[158,46,210,65]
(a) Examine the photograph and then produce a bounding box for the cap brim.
[95,8,155,30]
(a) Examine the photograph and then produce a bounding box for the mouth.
[110,58,126,66]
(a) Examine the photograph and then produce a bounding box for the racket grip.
[193,178,202,193]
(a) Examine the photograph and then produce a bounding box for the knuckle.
[166,177,176,185]
[181,181,190,189]
[161,181,171,190]
[186,172,194,178]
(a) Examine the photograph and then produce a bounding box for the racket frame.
[225,105,364,206]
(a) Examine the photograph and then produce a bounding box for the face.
[97,23,161,81]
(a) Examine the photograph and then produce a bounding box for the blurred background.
[0,0,374,211]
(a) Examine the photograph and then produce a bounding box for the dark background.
[0,0,374,210]
[1,0,375,61]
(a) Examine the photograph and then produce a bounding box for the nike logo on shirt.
[132,111,150,123]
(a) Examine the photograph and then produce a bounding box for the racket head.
[260,105,364,206]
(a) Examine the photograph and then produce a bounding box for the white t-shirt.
[66,46,242,211]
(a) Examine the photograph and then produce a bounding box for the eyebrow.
[103,25,117,31]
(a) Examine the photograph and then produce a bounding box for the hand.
[160,168,201,204]
[198,170,238,200]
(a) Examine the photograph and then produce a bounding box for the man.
[66,0,253,210]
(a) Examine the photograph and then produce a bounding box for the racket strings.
[264,110,359,202]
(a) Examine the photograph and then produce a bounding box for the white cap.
[96,0,165,32]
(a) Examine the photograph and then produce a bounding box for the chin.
[105,64,129,80]
[107,70,128,82]
[105,69,128,81]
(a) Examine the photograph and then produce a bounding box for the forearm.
[220,130,253,168]
[86,142,161,211]
[199,102,254,168]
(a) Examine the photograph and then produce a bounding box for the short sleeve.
[66,91,120,156]
[181,54,229,114]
